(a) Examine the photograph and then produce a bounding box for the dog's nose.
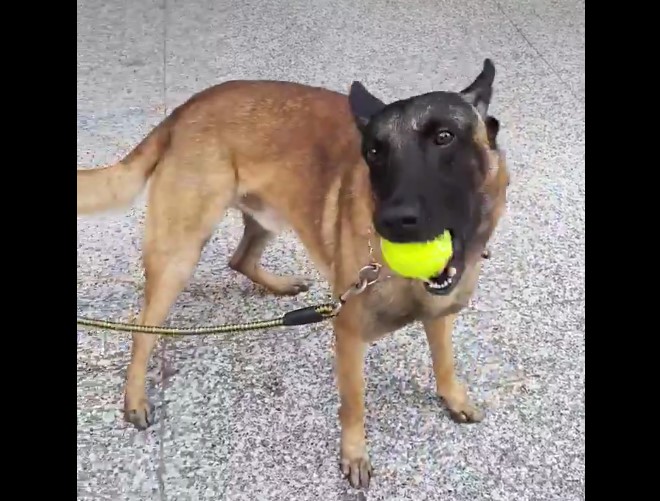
[379,205,421,234]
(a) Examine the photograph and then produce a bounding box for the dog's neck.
[339,161,385,270]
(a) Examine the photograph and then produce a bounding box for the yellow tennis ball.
[380,230,453,280]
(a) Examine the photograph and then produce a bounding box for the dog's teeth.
[447,267,457,277]
[427,274,454,291]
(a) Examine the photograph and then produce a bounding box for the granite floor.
[77,0,585,499]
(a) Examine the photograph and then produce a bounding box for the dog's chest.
[361,262,482,341]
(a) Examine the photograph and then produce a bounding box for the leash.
[77,303,337,336]
[77,240,491,337]
[76,264,382,336]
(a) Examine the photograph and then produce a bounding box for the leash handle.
[281,303,338,326]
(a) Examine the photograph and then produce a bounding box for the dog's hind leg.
[124,150,236,429]
[229,212,311,296]
[124,245,201,429]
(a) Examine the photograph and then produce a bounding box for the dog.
[77,59,509,489]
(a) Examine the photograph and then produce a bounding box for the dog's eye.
[434,129,454,146]
[366,147,379,163]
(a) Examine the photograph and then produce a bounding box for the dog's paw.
[446,399,484,424]
[438,383,484,424]
[271,276,312,296]
[341,452,373,489]
[124,399,155,430]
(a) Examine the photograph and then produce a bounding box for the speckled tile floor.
[77,0,585,499]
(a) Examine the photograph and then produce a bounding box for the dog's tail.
[77,117,173,215]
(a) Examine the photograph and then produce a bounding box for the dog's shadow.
[184,271,325,304]
[184,278,273,301]
[367,362,445,416]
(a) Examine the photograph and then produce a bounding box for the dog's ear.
[460,58,496,119]
[348,81,386,130]
[485,116,500,150]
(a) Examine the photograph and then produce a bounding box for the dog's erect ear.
[460,59,496,119]
[485,116,500,150]
[348,81,387,130]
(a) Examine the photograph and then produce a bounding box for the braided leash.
[76,264,382,336]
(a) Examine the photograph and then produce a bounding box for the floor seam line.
[491,0,583,105]
[156,1,169,499]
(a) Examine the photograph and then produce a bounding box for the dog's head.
[348,59,509,295]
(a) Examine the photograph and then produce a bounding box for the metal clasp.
[330,235,384,316]
[338,263,382,305]
[358,263,381,286]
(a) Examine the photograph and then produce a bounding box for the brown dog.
[77,59,509,489]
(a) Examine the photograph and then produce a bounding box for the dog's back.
[77,81,366,279]
[77,81,361,217]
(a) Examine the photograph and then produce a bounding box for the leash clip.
[332,237,384,316]
[358,263,382,286]
[338,263,382,305]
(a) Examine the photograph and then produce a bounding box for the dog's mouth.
[424,231,464,296]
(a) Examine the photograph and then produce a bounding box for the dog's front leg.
[423,314,484,423]
[334,300,373,489]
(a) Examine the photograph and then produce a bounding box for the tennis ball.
[380,230,453,280]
